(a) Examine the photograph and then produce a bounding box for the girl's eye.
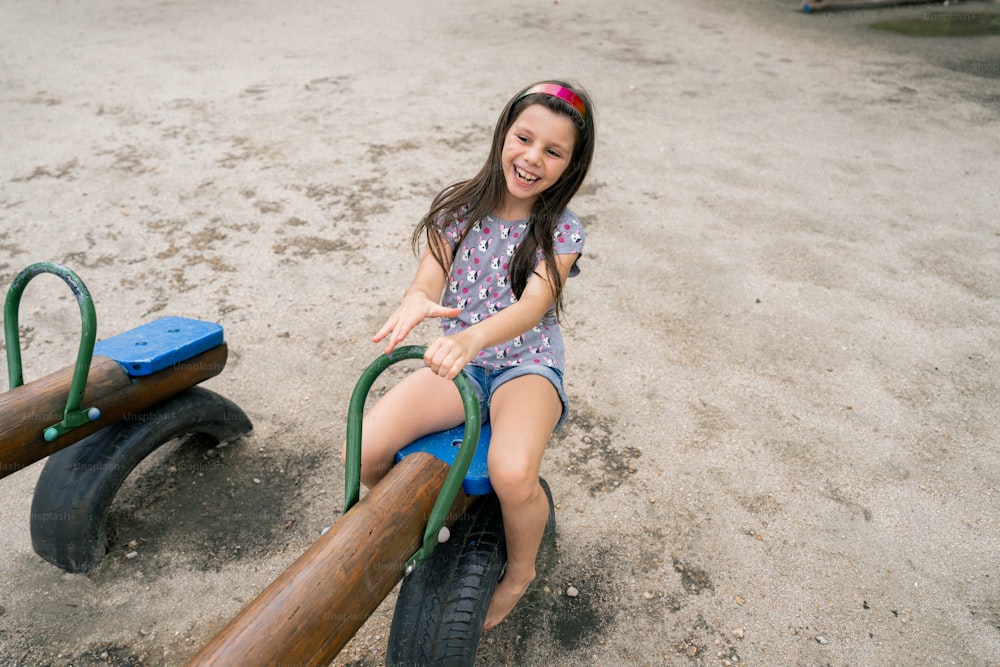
[546,149,562,158]
[517,135,529,144]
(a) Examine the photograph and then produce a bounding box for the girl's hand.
[424,332,481,380]
[373,294,461,354]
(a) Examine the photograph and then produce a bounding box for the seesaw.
[186,346,555,666]
[1,262,252,572]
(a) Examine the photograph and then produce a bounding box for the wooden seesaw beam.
[0,344,227,480]
[187,346,482,665]
[2,264,234,480]
[185,451,473,667]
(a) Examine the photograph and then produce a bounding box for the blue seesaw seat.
[395,424,493,496]
[93,316,224,377]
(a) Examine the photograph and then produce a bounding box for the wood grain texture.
[186,452,473,667]
[0,345,228,479]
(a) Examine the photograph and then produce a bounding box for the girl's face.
[498,103,577,218]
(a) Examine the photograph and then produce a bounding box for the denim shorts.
[461,364,569,431]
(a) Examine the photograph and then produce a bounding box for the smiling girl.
[350,80,596,631]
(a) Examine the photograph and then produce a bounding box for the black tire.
[386,478,555,666]
[29,387,252,573]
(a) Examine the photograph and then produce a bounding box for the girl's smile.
[513,164,539,185]
[498,104,577,219]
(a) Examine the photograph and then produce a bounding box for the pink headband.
[518,83,587,119]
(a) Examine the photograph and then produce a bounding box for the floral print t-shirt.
[438,210,585,371]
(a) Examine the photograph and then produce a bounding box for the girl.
[352,80,595,631]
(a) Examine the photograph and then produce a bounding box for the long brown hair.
[413,80,596,317]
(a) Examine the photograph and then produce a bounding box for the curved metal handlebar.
[4,262,101,441]
[343,345,481,573]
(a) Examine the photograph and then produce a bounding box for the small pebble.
[566,586,579,598]
[125,551,138,559]
[253,478,261,484]
[816,635,828,645]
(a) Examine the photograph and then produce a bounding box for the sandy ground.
[1,0,999,665]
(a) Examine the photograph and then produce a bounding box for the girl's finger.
[424,343,446,374]
[386,325,409,353]
[373,313,400,343]
[444,359,462,380]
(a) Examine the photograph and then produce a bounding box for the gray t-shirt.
[438,210,585,371]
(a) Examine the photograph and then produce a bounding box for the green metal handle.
[343,345,481,574]
[4,262,101,441]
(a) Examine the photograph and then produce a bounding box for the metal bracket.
[342,345,481,574]
[4,263,101,442]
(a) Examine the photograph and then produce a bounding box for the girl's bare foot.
[483,568,535,631]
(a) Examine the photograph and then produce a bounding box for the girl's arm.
[424,252,580,379]
[374,244,461,354]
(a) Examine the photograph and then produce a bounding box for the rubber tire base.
[29,387,252,573]
[386,478,555,666]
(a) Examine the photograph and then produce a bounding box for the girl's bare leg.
[482,374,561,631]
[340,367,466,488]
